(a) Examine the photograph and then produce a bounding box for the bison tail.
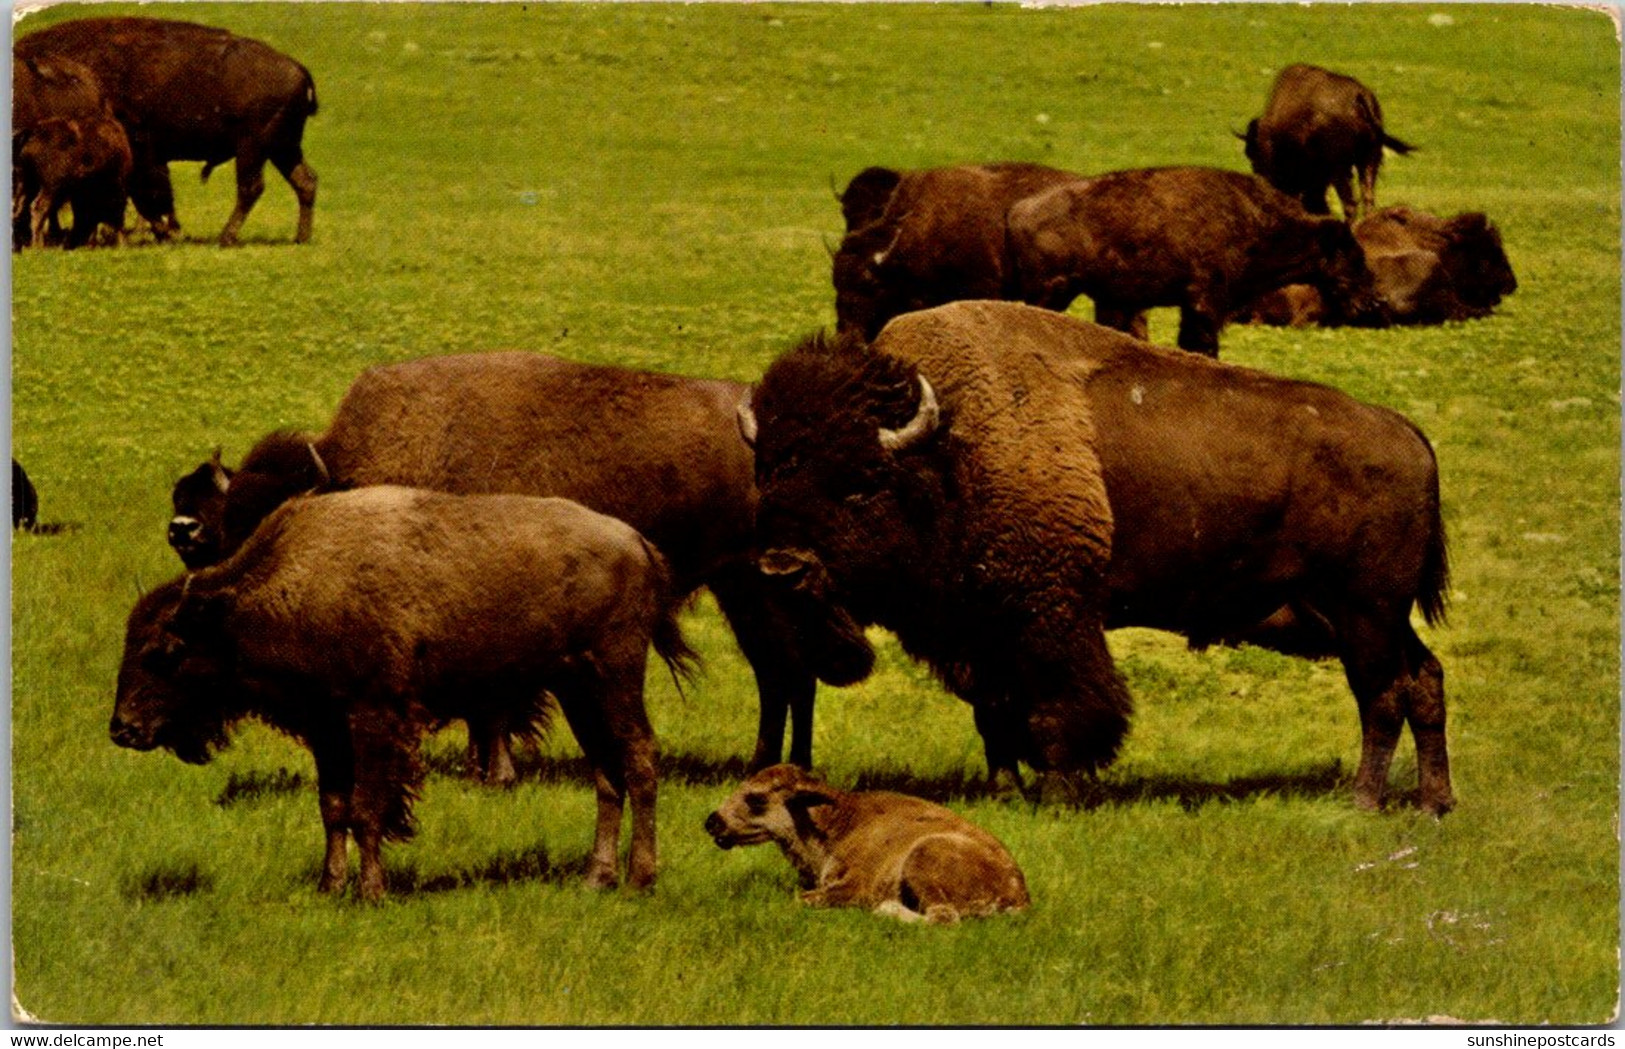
[1382,132,1417,156]
[200,160,219,184]
[1417,504,1450,629]
[642,538,699,697]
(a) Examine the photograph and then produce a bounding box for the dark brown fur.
[168,352,858,778]
[113,487,693,900]
[1005,166,1387,355]
[1243,63,1415,221]
[14,113,132,248]
[11,51,111,248]
[1237,205,1517,327]
[17,16,318,244]
[832,162,1082,339]
[745,302,1453,815]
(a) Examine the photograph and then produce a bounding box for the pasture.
[9,1,1620,1026]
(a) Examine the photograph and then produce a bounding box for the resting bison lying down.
[1244,63,1415,221]
[1238,206,1517,327]
[1005,167,1386,355]
[741,301,1454,815]
[111,487,692,900]
[705,765,1029,923]
[167,352,858,782]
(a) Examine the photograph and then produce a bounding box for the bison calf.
[705,765,1029,924]
[111,487,691,900]
[1006,167,1386,355]
[14,113,132,248]
[1243,63,1415,221]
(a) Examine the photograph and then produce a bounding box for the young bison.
[14,114,132,248]
[704,765,1030,924]
[110,487,692,901]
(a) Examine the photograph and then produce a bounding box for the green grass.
[10,1,1619,1026]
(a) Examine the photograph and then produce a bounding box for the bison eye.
[744,793,769,815]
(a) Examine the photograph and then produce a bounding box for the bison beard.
[746,331,1133,782]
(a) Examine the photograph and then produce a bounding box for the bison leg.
[219,148,267,247]
[270,150,317,245]
[1175,305,1223,356]
[345,699,425,901]
[311,728,356,895]
[972,701,1025,798]
[554,666,660,890]
[465,715,517,787]
[1337,611,1417,813]
[712,565,817,769]
[1404,632,1455,816]
[28,190,58,249]
[1332,173,1359,224]
[1094,302,1149,342]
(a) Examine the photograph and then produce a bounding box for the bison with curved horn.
[740,301,1454,816]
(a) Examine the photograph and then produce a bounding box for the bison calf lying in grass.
[111,487,692,901]
[705,765,1029,924]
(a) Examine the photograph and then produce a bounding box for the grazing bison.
[1238,206,1518,327]
[705,764,1030,924]
[112,487,693,900]
[16,16,318,245]
[1005,166,1387,355]
[12,51,113,248]
[741,301,1454,815]
[14,113,132,248]
[1243,63,1415,221]
[168,352,860,781]
[832,162,1082,339]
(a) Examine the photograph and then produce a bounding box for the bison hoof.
[584,866,619,891]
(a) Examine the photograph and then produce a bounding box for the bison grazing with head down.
[832,162,1082,340]
[168,352,863,781]
[16,16,318,245]
[113,487,692,900]
[1243,63,1415,222]
[1005,166,1387,355]
[741,301,1454,815]
[1238,205,1518,328]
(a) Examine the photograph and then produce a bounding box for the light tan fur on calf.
[705,765,1029,924]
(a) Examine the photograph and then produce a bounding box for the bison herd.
[17,13,1506,915]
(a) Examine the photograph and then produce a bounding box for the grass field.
[9,1,1620,1026]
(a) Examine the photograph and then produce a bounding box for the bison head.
[110,580,241,765]
[832,218,916,341]
[740,333,949,684]
[168,451,234,569]
[1438,212,1517,314]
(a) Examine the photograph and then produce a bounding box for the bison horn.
[209,448,230,494]
[871,222,907,269]
[878,375,939,452]
[736,392,759,449]
[306,442,330,488]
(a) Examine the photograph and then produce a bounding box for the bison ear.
[787,784,841,811]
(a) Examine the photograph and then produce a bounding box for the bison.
[832,162,1083,340]
[1004,166,1387,355]
[12,51,114,249]
[12,460,39,531]
[112,487,692,900]
[1238,206,1517,327]
[705,764,1030,924]
[13,113,132,248]
[1243,63,1415,222]
[16,16,318,245]
[740,301,1454,816]
[167,352,863,782]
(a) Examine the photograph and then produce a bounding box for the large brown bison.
[16,16,318,245]
[168,352,864,781]
[832,162,1082,339]
[112,487,693,900]
[1238,205,1517,327]
[1243,63,1415,221]
[740,301,1454,815]
[1005,167,1387,354]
